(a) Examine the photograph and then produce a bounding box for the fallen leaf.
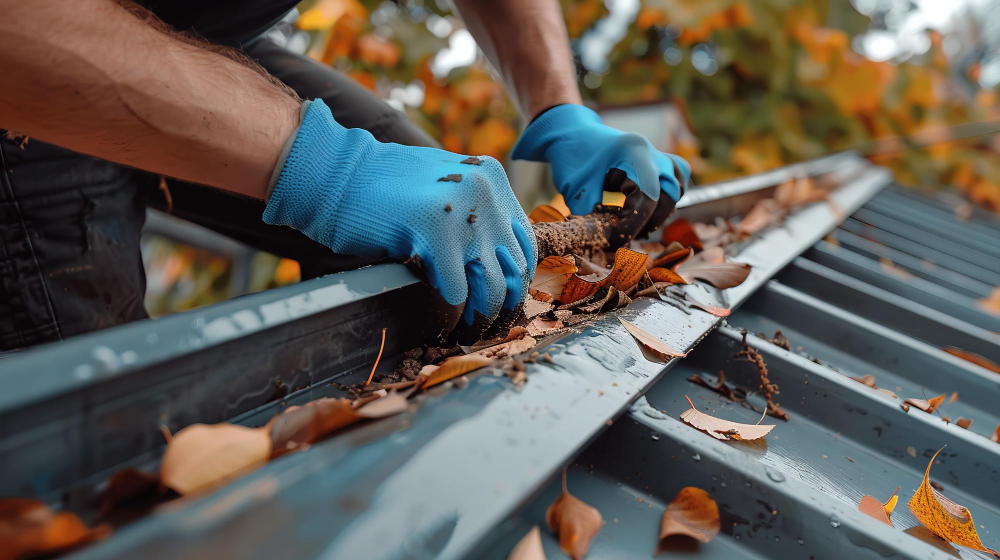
[908,447,998,556]
[684,293,730,317]
[619,318,687,361]
[546,469,603,560]
[977,287,1000,317]
[675,257,752,288]
[561,248,648,304]
[657,487,720,552]
[943,347,1000,374]
[269,392,410,457]
[955,418,972,429]
[849,374,899,399]
[527,316,564,337]
[530,256,578,302]
[858,487,899,526]
[0,499,110,560]
[648,267,687,284]
[648,246,693,270]
[736,199,783,235]
[991,424,1000,443]
[160,423,272,494]
[473,335,537,359]
[902,394,946,414]
[529,204,567,224]
[679,396,775,441]
[507,525,546,560]
[422,353,494,388]
[524,297,554,319]
[98,468,164,517]
[662,219,703,250]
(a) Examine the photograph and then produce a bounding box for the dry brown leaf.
[527,316,564,337]
[662,219,703,250]
[908,447,999,556]
[736,199,782,235]
[858,487,899,526]
[648,246,693,270]
[943,347,1000,374]
[546,470,603,560]
[902,394,946,414]
[0,499,110,560]
[657,487,720,552]
[774,176,829,209]
[160,423,272,494]
[561,248,648,304]
[648,267,687,284]
[675,258,752,289]
[524,297,554,319]
[422,353,494,388]
[619,318,687,361]
[677,292,731,317]
[852,374,877,388]
[955,418,972,429]
[692,222,725,244]
[530,256,578,302]
[528,205,567,224]
[507,525,546,560]
[679,396,775,441]
[99,468,165,517]
[977,287,1000,317]
[473,335,537,359]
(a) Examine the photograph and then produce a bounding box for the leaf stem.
[685,395,695,409]
[365,327,387,386]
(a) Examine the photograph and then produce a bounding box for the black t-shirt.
[137,0,299,45]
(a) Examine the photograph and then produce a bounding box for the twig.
[737,329,790,421]
[365,327,387,386]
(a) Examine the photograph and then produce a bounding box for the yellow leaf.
[907,447,998,555]
[528,205,567,224]
[884,488,899,516]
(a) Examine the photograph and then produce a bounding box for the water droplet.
[797,539,804,545]
[830,517,841,528]
[692,454,701,462]
[734,534,741,540]
[711,475,717,481]
[766,469,786,483]
[650,433,660,441]
[721,482,727,488]
[745,482,752,487]
[774,536,780,543]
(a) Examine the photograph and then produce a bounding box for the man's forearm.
[453,0,582,120]
[0,0,299,199]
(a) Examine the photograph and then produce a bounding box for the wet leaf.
[561,248,648,304]
[679,396,774,441]
[675,249,752,288]
[269,392,410,457]
[902,394,945,413]
[528,205,568,224]
[507,525,546,560]
[546,470,603,560]
[0,499,110,560]
[619,318,688,361]
[943,347,1000,374]
[658,487,720,551]
[160,423,272,494]
[422,354,494,388]
[530,256,578,302]
[662,219,703,250]
[685,294,730,317]
[908,447,999,556]
[648,267,687,284]
[858,487,899,526]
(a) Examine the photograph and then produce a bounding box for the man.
[0,0,688,351]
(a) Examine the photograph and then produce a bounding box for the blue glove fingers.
[463,259,487,325]
[495,246,523,312]
[463,252,511,325]
[511,217,536,278]
[422,247,469,307]
[660,153,690,200]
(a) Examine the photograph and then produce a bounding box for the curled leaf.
[648,246,693,270]
[422,354,494,388]
[658,487,720,552]
[908,448,998,556]
[507,525,547,560]
[648,267,687,284]
[160,423,272,495]
[561,248,648,304]
[0,499,110,560]
[683,292,731,317]
[902,394,946,413]
[675,255,752,289]
[943,347,1000,374]
[679,396,774,441]
[662,219,703,250]
[529,204,567,224]
[858,487,899,526]
[530,256,578,302]
[546,470,603,560]
[884,487,900,516]
[619,318,687,361]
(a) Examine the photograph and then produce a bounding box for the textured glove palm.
[264,100,536,326]
[511,103,690,216]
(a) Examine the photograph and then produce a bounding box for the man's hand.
[511,104,690,241]
[264,100,537,328]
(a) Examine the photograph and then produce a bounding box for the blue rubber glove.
[264,100,536,326]
[511,104,690,217]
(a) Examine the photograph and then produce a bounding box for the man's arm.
[452,0,583,120]
[0,0,298,199]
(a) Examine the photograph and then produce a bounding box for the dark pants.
[0,39,439,352]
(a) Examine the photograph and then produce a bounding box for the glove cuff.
[510,103,602,162]
[266,99,313,201]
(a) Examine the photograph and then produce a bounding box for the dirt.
[738,330,790,421]
[438,174,463,182]
[532,210,618,262]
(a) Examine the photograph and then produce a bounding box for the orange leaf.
[943,347,1000,374]
[858,487,899,526]
[977,287,1000,317]
[546,470,603,560]
[422,353,494,388]
[619,318,687,361]
[507,525,546,560]
[648,246,693,269]
[662,219,703,250]
[908,448,999,555]
[991,424,999,443]
[160,423,272,495]
[530,256,578,302]
[528,204,567,224]
[902,394,946,414]
[561,248,648,304]
[0,499,110,560]
[679,396,774,441]
[658,487,720,551]
[648,267,687,284]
